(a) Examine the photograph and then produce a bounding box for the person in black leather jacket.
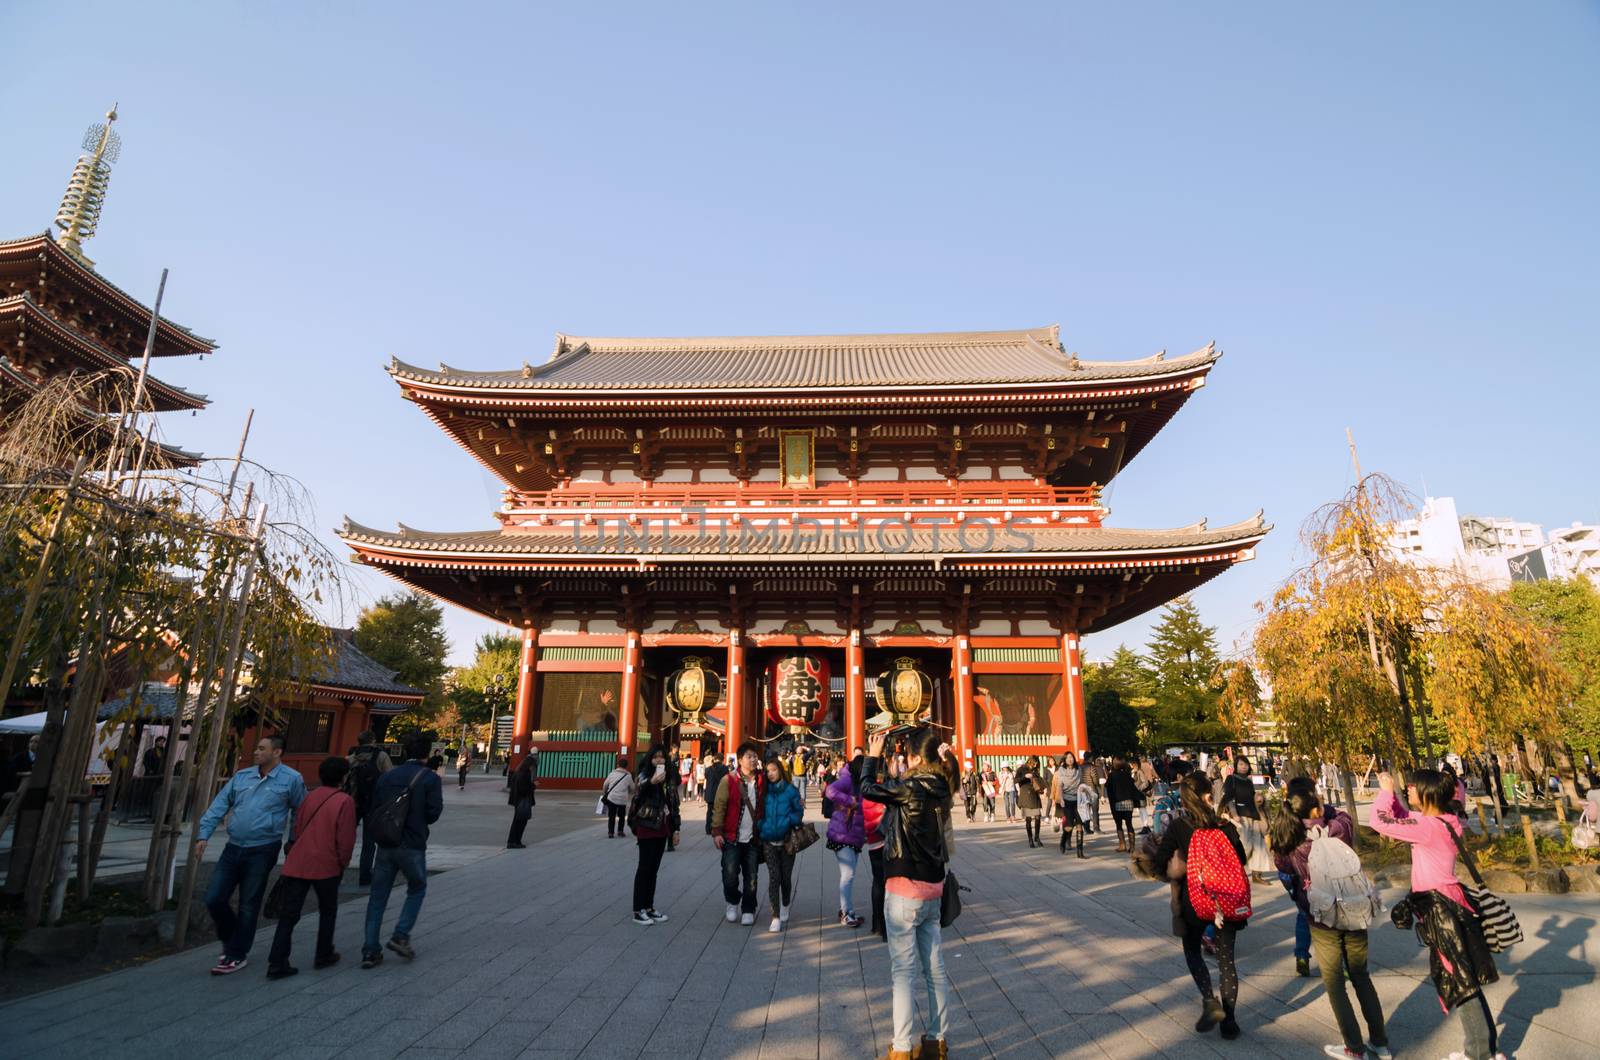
[860,728,951,1060]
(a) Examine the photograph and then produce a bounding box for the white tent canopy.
[0,711,47,734]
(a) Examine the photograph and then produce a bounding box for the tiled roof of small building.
[390,328,1219,392]
[308,629,426,698]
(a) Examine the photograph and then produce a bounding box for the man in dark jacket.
[360,734,443,969]
[506,755,536,848]
[347,732,393,885]
[702,752,729,836]
[710,742,765,925]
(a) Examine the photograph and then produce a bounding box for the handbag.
[1447,820,1522,952]
[784,821,820,856]
[1573,805,1598,850]
[264,874,289,919]
[940,869,969,927]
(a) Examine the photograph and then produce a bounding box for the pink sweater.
[1370,790,1468,907]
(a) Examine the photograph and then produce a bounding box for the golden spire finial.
[53,104,122,267]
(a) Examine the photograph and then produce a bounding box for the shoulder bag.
[784,820,820,856]
[940,869,970,927]
[1447,821,1522,952]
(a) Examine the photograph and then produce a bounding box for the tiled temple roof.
[0,233,217,357]
[390,328,1219,393]
[339,513,1268,563]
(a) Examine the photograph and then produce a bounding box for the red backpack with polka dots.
[1186,826,1252,925]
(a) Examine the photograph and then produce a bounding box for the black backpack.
[345,748,384,816]
[366,767,424,848]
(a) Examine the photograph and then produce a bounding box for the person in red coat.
[266,756,358,979]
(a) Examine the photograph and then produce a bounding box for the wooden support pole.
[1062,631,1089,754]
[1520,814,1539,870]
[510,626,537,768]
[725,631,745,757]
[0,456,87,705]
[953,633,976,766]
[173,505,266,948]
[845,631,867,756]
[619,630,641,763]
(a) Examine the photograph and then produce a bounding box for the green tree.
[1506,578,1600,752]
[1086,688,1140,756]
[1084,645,1155,708]
[1145,598,1233,744]
[354,592,450,719]
[448,631,520,730]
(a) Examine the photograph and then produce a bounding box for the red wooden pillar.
[725,630,745,757]
[845,631,867,755]
[619,630,641,761]
[1062,631,1089,754]
[511,626,538,767]
[953,633,976,769]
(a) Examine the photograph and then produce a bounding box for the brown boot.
[911,1037,948,1060]
[882,1051,913,1060]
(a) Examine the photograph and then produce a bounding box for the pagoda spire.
[53,104,121,267]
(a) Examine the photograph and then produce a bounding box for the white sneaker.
[1369,1047,1392,1060]
[740,913,755,926]
[725,904,738,923]
[768,917,782,933]
[780,904,791,923]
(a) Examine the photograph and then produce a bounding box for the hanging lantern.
[766,652,831,733]
[874,656,933,726]
[665,656,722,733]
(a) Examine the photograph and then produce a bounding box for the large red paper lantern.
[766,652,831,732]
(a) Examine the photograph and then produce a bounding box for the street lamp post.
[486,672,508,773]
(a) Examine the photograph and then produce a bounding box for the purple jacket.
[1272,808,1354,920]
[826,768,866,849]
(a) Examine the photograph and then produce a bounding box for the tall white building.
[1547,524,1600,585]
[1387,497,1596,590]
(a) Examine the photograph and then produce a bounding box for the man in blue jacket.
[361,734,444,969]
[195,735,306,975]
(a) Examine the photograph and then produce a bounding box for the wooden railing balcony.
[507,481,1102,513]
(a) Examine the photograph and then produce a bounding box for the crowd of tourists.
[188,724,1531,1060]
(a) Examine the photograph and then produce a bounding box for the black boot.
[1219,1005,1240,1040]
[1076,832,1086,858]
[1059,829,1068,854]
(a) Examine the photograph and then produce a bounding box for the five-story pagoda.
[342,326,1267,787]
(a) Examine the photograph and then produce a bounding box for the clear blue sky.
[4,2,1597,665]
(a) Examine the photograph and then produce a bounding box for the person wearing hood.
[825,756,867,928]
[861,727,951,1060]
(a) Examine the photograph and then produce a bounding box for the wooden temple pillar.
[949,583,977,770]
[620,629,641,762]
[724,629,746,756]
[845,630,867,754]
[1061,631,1089,754]
[511,625,539,767]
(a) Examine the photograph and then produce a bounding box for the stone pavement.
[2,797,1595,1058]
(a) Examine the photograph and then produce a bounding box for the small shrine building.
[342,326,1267,787]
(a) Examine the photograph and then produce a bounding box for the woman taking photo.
[628,745,680,926]
[1052,753,1085,857]
[1153,772,1250,1041]
[1372,769,1499,1060]
[758,755,804,933]
[861,727,951,1060]
[825,756,867,928]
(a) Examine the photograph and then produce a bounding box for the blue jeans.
[1279,872,1311,960]
[835,845,860,915]
[203,840,281,959]
[364,846,427,954]
[885,890,948,1050]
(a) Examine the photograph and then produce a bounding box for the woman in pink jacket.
[266,756,358,979]
[1371,769,1500,1060]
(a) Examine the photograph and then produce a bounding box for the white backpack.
[1305,824,1382,931]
